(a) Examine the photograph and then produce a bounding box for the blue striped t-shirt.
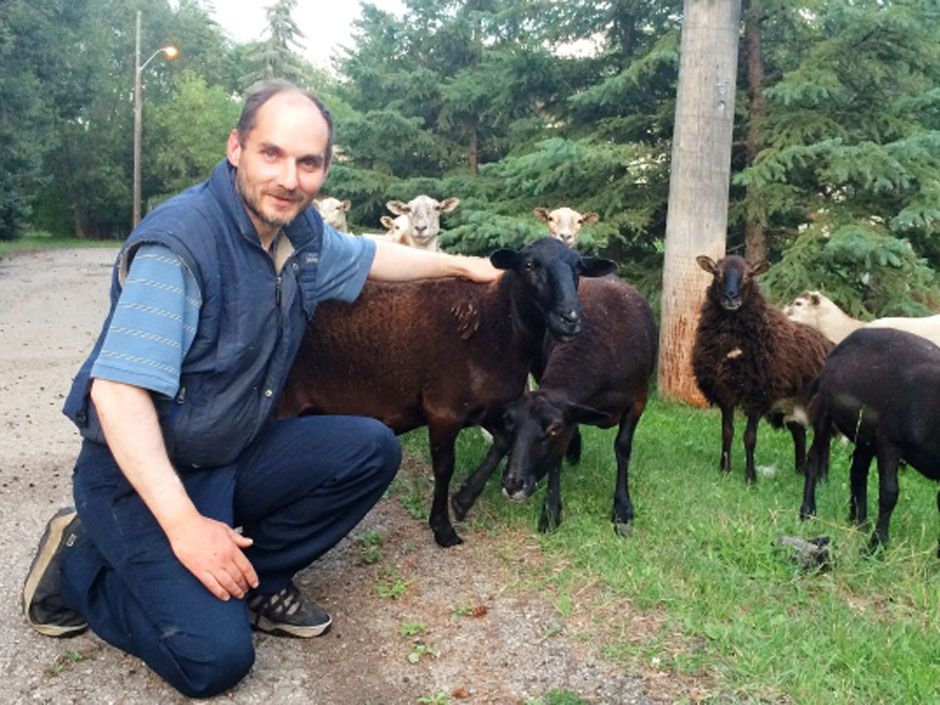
[90,244,202,398]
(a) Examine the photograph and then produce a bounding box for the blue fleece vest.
[64,159,325,468]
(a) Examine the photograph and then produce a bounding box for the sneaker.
[247,581,331,638]
[22,507,88,638]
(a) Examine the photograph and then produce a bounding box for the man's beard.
[236,170,308,230]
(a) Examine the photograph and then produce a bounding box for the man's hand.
[165,514,259,601]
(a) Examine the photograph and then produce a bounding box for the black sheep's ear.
[490,248,520,270]
[564,402,610,425]
[578,257,616,278]
[750,260,770,276]
[696,255,718,274]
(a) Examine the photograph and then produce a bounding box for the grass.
[394,397,940,704]
[0,232,117,257]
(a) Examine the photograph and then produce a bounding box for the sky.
[210,1,406,71]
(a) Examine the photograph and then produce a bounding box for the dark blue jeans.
[60,415,400,698]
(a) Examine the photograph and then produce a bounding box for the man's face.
[226,92,330,240]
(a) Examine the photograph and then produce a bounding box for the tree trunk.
[744,0,768,264]
[659,0,742,405]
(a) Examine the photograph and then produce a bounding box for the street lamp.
[133,10,178,228]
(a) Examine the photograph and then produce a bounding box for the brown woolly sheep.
[691,255,833,484]
[450,275,657,535]
[800,327,940,556]
[276,238,616,547]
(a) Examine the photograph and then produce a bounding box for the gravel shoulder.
[0,248,686,705]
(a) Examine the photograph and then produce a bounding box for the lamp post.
[133,10,178,228]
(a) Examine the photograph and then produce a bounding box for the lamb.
[379,214,414,245]
[533,206,599,248]
[450,276,657,535]
[783,290,940,345]
[385,195,459,251]
[276,237,616,547]
[691,255,834,484]
[313,197,351,232]
[799,327,940,556]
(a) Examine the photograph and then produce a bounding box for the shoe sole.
[251,614,332,638]
[22,509,88,638]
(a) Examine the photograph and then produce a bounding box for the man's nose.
[278,161,299,191]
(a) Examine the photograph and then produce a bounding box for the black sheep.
[691,255,833,483]
[276,238,615,547]
[451,276,657,534]
[800,327,940,555]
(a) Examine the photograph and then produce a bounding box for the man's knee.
[360,417,401,482]
[170,629,255,699]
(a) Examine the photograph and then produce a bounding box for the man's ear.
[226,130,241,167]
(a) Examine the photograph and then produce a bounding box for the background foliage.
[1,0,938,316]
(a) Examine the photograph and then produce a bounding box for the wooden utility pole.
[658,0,742,405]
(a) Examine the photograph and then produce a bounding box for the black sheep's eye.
[524,260,537,272]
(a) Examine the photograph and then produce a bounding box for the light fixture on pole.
[133,10,178,228]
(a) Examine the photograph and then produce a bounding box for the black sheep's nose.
[560,309,579,324]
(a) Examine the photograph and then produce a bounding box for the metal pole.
[132,10,142,229]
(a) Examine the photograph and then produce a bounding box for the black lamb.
[691,255,833,483]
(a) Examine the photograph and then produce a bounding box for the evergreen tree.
[241,0,308,88]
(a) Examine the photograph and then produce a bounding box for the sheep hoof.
[538,508,562,533]
[799,505,815,521]
[613,520,633,538]
[450,496,470,521]
[434,527,464,548]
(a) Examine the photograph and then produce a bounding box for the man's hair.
[235,79,334,168]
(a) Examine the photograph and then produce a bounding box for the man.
[21,79,499,698]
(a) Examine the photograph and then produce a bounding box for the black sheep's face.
[501,396,571,500]
[490,237,616,340]
[696,254,770,312]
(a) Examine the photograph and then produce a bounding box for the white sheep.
[385,195,459,252]
[783,290,940,346]
[533,206,599,247]
[313,197,352,233]
[379,214,413,245]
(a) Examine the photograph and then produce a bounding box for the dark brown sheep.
[276,238,616,547]
[450,275,657,534]
[800,327,940,555]
[691,255,833,483]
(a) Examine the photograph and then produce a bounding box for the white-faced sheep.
[314,197,352,232]
[378,214,414,245]
[385,195,459,252]
[533,206,599,248]
[783,290,940,346]
[692,255,834,484]
[800,327,940,556]
[451,275,657,535]
[276,238,616,547]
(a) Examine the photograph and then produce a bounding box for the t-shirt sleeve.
[90,244,202,398]
[312,224,376,303]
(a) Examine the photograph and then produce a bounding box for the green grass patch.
[0,232,117,257]
[394,398,940,704]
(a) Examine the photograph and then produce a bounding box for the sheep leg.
[538,461,564,533]
[719,405,734,473]
[848,445,874,527]
[935,487,940,558]
[428,425,463,548]
[800,412,832,519]
[743,412,760,484]
[612,408,642,536]
[450,428,510,521]
[869,441,902,552]
[565,426,582,465]
[787,421,807,474]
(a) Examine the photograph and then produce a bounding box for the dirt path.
[0,248,676,704]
